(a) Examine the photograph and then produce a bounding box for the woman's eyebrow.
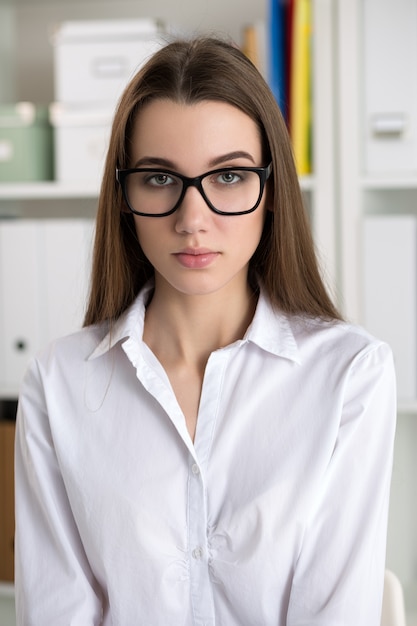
[133,151,256,170]
[133,156,175,169]
[208,151,256,167]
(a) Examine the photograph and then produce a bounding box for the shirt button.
[192,546,204,560]
[191,463,200,475]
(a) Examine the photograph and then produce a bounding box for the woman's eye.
[147,173,174,186]
[217,171,242,184]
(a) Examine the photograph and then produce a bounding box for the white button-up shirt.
[15,284,396,625]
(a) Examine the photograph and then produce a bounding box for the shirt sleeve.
[14,357,104,626]
[286,340,397,625]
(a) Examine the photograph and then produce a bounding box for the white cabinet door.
[40,220,94,344]
[0,221,42,393]
[0,219,95,396]
[363,215,417,402]
[363,0,417,174]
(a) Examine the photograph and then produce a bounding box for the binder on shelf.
[289,0,312,175]
[284,0,295,127]
[268,0,286,115]
[248,0,312,175]
[242,21,268,80]
[363,215,417,401]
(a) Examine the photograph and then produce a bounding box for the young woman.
[15,37,396,625]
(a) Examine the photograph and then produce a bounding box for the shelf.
[0,176,315,202]
[0,181,99,200]
[361,176,417,190]
[397,401,417,415]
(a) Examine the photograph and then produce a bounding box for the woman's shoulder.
[254,291,392,365]
[289,312,392,364]
[28,322,109,375]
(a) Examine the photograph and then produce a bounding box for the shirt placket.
[188,457,213,626]
[188,347,231,626]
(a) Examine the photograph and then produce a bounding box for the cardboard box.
[51,18,165,107]
[49,103,113,184]
[0,103,53,182]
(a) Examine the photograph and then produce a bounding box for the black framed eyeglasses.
[116,163,273,217]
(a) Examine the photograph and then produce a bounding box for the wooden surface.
[0,421,15,582]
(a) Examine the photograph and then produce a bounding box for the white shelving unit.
[0,0,338,282]
[362,178,417,191]
[337,1,417,622]
[0,182,99,200]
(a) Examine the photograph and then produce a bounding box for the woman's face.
[129,98,269,300]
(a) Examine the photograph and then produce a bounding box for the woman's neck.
[143,280,258,373]
[142,277,258,441]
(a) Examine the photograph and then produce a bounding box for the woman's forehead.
[128,99,263,170]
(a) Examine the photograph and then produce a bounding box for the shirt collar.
[244,290,300,363]
[87,281,153,360]
[88,282,300,364]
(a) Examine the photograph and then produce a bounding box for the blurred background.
[0,0,416,624]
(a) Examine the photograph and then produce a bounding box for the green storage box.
[0,102,53,182]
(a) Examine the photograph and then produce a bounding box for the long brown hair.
[84,36,341,326]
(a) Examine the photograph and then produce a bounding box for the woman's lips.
[174,248,219,269]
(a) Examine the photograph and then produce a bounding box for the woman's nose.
[174,186,211,233]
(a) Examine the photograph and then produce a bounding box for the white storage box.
[50,103,113,184]
[52,18,165,107]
